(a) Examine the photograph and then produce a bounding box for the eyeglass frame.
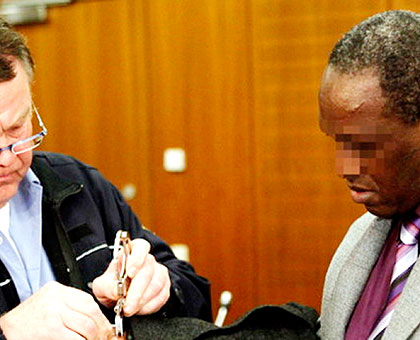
[0,102,48,155]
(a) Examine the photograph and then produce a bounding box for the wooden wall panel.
[391,1,420,12]
[18,0,153,224]
[250,0,387,308]
[141,1,256,322]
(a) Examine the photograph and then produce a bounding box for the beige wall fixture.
[0,0,73,25]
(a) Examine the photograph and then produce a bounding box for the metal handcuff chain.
[109,230,132,340]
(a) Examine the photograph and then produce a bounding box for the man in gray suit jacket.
[318,10,420,340]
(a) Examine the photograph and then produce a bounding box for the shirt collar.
[25,168,41,186]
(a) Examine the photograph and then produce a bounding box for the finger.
[92,259,119,306]
[56,328,86,340]
[136,263,170,306]
[126,239,151,278]
[123,254,155,316]
[138,286,170,315]
[61,307,99,340]
[136,264,171,315]
[65,288,113,338]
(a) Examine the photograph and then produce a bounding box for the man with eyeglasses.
[0,19,211,340]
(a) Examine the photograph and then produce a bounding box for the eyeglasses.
[0,103,47,155]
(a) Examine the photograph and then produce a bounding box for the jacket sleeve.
[86,170,213,321]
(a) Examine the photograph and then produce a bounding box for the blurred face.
[319,66,420,218]
[0,58,33,208]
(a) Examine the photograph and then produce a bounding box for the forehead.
[319,66,388,136]
[323,121,389,135]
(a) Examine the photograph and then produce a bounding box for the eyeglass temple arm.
[32,102,48,134]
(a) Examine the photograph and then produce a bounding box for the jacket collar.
[30,154,83,207]
[328,217,393,338]
[30,152,85,289]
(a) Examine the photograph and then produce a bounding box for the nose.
[0,148,16,167]
[335,150,384,177]
[335,150,363,177]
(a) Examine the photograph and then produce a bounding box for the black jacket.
[128,303,320,339]
[0,151,212,322]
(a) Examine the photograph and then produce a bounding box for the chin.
[0,185,19,207]
[365,205,397,219]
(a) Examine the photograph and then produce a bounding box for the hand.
[0,281,112,340]
[92,238,171,316]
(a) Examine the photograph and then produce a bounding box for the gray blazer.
[319,212,420,340]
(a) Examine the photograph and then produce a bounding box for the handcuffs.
[110,230,132,340]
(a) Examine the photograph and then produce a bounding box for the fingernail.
[128,267,136,278]
[124,303,133,315]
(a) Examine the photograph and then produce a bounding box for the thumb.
[92,259,119,307]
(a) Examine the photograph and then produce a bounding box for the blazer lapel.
[328,217,392,338]
[384,255,420,339]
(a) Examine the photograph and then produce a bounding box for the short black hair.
[329,10,420,124]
